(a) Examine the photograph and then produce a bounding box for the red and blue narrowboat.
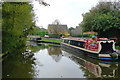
[61,37,119,61]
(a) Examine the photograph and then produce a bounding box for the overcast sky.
[32,0,99,29]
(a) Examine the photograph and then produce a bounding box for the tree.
[31,27,48,37]
[80,1,120,45]
[51,19,61,34]
[2,0,49,54]
[68,27,75,35]
[2,2,35,54]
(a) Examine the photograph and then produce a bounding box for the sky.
[32,0,99,29]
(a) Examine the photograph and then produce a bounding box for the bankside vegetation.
[31,27,48,37]
[2,2,35,54]
[2,0,49,55]
[80,2,120,45]
[42,38,62,43]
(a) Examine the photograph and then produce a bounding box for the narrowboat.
[61,37,119,61]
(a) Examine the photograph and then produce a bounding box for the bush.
[71,34,90,37]
[48,34,61,38]
[83,34,90,37]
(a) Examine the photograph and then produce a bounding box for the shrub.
[48,34,61,38]
[71,34,90,37]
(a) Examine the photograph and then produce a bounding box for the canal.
[2,41,120,78]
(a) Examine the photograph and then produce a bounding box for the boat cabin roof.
[62,37,115,43]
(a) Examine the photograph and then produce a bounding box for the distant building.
[48,24,68,33]
[48,20,69,36]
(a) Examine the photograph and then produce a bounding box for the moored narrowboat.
[61,37,119,61]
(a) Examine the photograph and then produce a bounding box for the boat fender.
[109,52,118,58]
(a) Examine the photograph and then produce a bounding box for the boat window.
[62,39,64,42]
[64,39,69,43]
[77,41,85,48]
[68,40,70,44]
[70,40,85,48]
[70,40,74,45]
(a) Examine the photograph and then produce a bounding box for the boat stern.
[98,40,119,61]
[98,53,118,61]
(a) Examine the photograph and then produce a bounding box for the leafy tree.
[2,2,35,54]
[49,19,61,34]
[68,27,75,36]
[2,0,49,54]
[31,27,48,37]
[80,2,120,45]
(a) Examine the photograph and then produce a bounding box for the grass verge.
[42,38,62,43]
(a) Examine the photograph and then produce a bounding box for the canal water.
[2,41,120,78]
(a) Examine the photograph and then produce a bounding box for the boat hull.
[61,42,118,62]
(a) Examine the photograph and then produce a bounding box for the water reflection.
[33,45,85,78]
[2,47,35,78]
[48,47,62,62]
[27,41,48,53]
[61,46,119,78]
[2,41,120,78]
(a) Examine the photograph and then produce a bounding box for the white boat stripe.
[62,42,99,54]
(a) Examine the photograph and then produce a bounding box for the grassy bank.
[27,37,31,40]
[42,38,62,43]
[27,36,62,44]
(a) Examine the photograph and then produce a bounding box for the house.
[48,20,69,36]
